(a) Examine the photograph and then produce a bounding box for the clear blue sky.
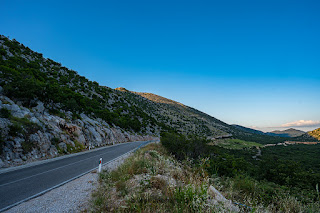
[1,0,320,131]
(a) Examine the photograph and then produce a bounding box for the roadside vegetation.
[91,143,240,212]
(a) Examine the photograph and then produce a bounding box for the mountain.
[268,128,305,137]
[0,35,234,167]
[308,128,320,141]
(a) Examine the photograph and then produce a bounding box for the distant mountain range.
[232,125,306,137]
[269,128,305,137]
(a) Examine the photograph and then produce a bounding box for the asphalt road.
[0,140,152,211]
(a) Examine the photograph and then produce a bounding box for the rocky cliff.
[0,94,156,168]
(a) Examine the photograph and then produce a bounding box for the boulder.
[30,116,41,125]
[34,101,45,114]
[208,185,240,212]
[86,126,102,145]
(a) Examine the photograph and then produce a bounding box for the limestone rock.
[0,95,158,168]
[208,185,240,212]
[34,101,45,114]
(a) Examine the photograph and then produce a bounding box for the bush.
[21,141,35,154]
[161,132,209,161]
[0,108,11,118]
[9,123,23,136]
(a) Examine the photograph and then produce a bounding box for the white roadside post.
[98,158,102,173]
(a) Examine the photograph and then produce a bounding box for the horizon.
[1,0,320,132]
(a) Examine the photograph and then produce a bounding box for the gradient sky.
[1,0,320,131]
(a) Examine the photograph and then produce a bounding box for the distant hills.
[232,124,308,138]
[270,128,305,137]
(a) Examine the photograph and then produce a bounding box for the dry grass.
[212,175,320,213]
[89,143,238,212]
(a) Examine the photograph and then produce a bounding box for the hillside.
[132,92,231,136]
[309,128,320,141]
[269,128,305,137]
[0,35,234,167]
[231,124,265,135]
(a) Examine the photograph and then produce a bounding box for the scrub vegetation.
[91,143,238,212]
[161,133,320,212]
[212,139,262,149]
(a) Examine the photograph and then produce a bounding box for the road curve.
[0,140,153,211]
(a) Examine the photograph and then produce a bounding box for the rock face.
[0,96,158,168]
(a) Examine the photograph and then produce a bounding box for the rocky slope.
[131,91,231,136]
[309,128,320,141]
[0,94,156,168]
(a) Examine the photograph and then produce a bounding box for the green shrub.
[73,140,85,152]
[0,108,11,118]
[21,141,35,154]
[51,137,60,145]
[174,184,208,212]
[9,123,23,136]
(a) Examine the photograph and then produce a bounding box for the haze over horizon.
[1,0,319,132]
